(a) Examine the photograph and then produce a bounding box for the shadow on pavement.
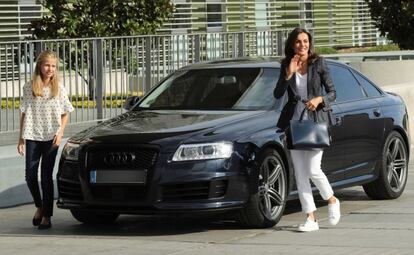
[0,187,371,237]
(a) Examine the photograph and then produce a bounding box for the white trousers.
[290,150,334,213]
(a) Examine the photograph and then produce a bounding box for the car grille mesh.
[87,147,158,170]
[84,146,158,202]
[162,180,228,201]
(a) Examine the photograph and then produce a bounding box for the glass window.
[236,68,280,109]
[352,71,382,97]
[305,3,313,22]
[329,64,365,102]
[207,4,222,28]
[137,68,281,110]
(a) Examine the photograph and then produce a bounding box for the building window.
[207,4,222,28]
[305,3,313,23]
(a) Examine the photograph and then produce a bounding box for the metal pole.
[277,31,284,56]
[194,34,200,63]
[95,39,104,120]
[238,32,245,57]
[145,37,152,93]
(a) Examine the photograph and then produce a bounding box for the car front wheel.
[70,209,119,224]
[239,148,288,228]
[363,131,408,199]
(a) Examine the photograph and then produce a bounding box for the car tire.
[70,209,119,224]
[363,131,408,199]
[239,148,288,228]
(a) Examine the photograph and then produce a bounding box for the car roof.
[179,57,344,70]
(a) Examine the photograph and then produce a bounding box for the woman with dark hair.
[274,27,340,232]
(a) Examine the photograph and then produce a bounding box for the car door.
[328,63,385,180]
[321,102,346,183]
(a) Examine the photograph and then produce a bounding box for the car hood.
[70,110,267,145]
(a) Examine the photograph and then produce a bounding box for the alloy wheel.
[386,136,408,193]
[258,155,287,219]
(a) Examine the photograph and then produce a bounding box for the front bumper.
[57,144,253,214]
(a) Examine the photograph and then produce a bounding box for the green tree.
[29,0,174,99]
[31,0,174,38]
[366,0,414,49]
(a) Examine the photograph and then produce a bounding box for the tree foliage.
[30,0,174,39]
[28,1,174,99]
[366,0,414,49]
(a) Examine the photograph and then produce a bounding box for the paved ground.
[0,162,413,254]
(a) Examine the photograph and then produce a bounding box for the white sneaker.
[297,217,319,232]
[328,198,341,226]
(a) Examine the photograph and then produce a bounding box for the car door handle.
[373,108,381,117]
[335,116,342,126]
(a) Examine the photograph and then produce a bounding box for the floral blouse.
[20,82,74,141]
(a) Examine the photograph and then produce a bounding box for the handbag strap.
[290,72,332,125]
[298,101,318,123]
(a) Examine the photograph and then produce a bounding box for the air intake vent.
[58,180,83,201]
[90,186,146,201]
[58,161,83,201]
[162,180,228,201]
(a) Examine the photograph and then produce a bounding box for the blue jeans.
[25,139,58,217]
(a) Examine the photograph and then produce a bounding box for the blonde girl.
[17,50,74,229]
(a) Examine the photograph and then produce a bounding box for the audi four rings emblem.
[103,152,136,166]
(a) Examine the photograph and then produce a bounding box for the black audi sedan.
[57,58,410,228]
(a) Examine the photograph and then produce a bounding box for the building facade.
[161,0,383,48]
[0,0,383,48]
[0,0,43,41]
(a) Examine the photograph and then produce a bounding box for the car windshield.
[137,68,282,110]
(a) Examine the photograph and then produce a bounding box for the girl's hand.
[53,133,63,147]
[17,138,25,156]
[306,96,324,111]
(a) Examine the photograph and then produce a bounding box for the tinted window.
[138,68,280,110]
[329,64,365,102]
[235,68,280,109]
[352,71,382,97]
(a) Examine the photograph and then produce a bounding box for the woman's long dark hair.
[282,27,318,66]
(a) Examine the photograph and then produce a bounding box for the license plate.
[89,170,147,184]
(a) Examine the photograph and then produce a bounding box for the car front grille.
[87,147,158,170]
[84,145,158,202]
[162,180,228,202]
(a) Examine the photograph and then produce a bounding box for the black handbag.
[287,105,331,150]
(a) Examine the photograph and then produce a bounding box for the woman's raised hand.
[286,55,301,80]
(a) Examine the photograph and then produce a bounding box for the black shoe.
[32,217,42,226]
[38,221,52,230]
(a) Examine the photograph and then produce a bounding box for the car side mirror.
[124,96,140,110]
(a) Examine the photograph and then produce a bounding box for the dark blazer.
[274,57,336,130]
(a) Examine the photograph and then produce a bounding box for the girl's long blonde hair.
[32,50,60,97]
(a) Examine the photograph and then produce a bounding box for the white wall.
[349,60,414,86]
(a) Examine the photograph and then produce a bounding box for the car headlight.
[62,141,81,161]
[172,142,233,161]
